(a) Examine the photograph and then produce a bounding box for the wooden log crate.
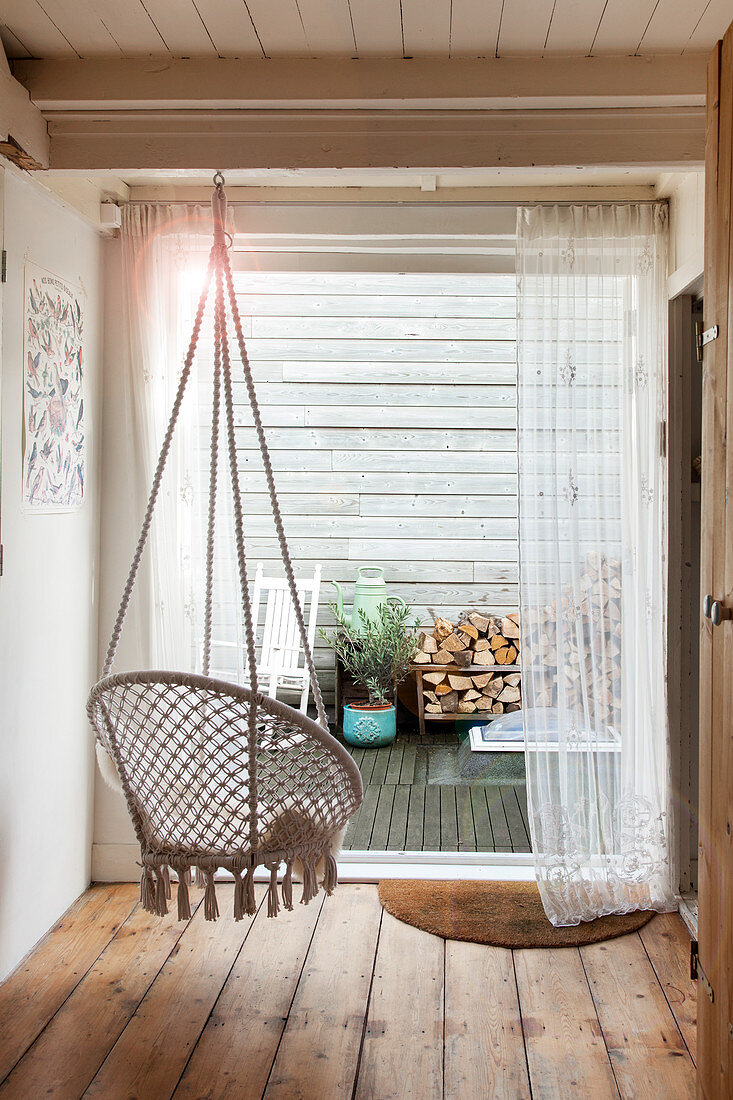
[412,612,521,735]
[522,552,622,727]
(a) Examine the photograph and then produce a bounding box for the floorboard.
[0,884,139,1084]
[84,886,259,1100]
[0,892,194,1099]
[639,913,697,1063]
[263,885,382,1100]
[174,893,323,1100]
[445,941,531,1099]
[514,946,620,1097]
[0,887,696,1100]
[580,933,696,1099]
[354,911,443,1100]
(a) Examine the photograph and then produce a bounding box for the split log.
[423,690,439,704]
[448,673,473,691]
[413,650,431,665]
[432,648,452,664]
[471,672,493,689]
[485,678,504,699]
[501,616,521,640]
[441,691,459,713]
[498,684,521,703]
[435,681,453,696]
[457,620,479,641]
[425,703,442,714]
[419,633,438,654]
[442,633,465,653]
[458,700,477,713]
[433,617,454,642]
[423,671,447,686]
[468,612,490,633]
[452,650,473,668]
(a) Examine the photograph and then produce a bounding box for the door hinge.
[696,321,718,362]
[659,420,667,459]
[691,941,715,1002]
[1,250,7,283]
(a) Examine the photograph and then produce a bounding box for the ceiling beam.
[12,56,707,112]
[43,106,704,172]
[0,46,48,169]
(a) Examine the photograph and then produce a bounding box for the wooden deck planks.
[263,885,382,1100]
[580,932,696,1099]
[0,886,698,1100]
[386,784,410,851]
[445,941,531,1099]
[354,912,443,1100]
[405,785,425,851]
[501,785,531,852]
[0,883,139,1084]
[342,736,532,853]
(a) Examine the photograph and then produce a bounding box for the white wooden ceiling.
[1,0,730,60]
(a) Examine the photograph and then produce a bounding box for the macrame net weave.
[88,176,363,922]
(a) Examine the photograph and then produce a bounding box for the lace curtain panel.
[516,204,676,926]
[120,203,241,673]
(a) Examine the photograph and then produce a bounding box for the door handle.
[711,601,732,627]
[703,594,714,619]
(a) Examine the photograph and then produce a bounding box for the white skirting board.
[91,843,536,884]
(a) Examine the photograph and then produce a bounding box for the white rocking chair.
[250,562,322,713]
[210,564,322,713]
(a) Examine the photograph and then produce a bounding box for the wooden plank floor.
[0,885,696,1099]
[342,734,532,853]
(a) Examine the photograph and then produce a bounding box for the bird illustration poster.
[22,261,85,511]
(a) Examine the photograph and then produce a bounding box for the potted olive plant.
[322,601,418,747]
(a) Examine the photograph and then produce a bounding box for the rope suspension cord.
[88,174,361,923]
[102,173,327,731]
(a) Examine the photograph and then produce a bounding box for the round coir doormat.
[377,879,654,948]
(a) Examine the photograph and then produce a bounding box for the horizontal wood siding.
[198,271,518,701]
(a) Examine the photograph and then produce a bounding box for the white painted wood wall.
[203,269,518,704]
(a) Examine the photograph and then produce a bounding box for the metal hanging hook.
[213,171,225,188]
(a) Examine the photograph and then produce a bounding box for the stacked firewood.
[413,612,522,716]
[523,552,622,725]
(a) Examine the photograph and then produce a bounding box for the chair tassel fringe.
[160,864,172,900]
[194,866,206,889]
[321,848,338,896]
[233,872,245,921]
[282,862,294,911]
[177,872,192,921]
[301,858,317,906]
[267,865,280,918]
[140,867,156,914]
[154,868,169,916]
[203,871,219,922]
[243,865,257,916]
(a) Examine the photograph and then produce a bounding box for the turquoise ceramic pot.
[343,703,396,747]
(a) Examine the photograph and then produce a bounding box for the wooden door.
[698,24,733,1100]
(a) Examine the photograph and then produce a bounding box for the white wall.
[666,171,705,298]
[0,168,104,979]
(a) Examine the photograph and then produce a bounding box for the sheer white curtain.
[516,204,675,926]
[119,203,238,672]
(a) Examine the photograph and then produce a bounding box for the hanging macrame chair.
[88,175,363,922]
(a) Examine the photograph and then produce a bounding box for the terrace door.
[697,22,733,1100]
